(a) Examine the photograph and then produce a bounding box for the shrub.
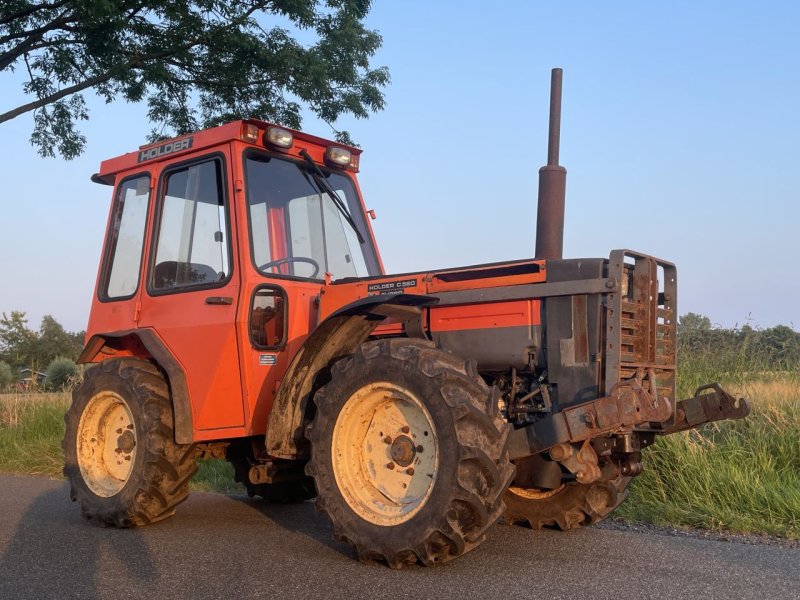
[45,358,78,391]
[0,361,13,391]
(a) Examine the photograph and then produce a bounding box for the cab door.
[138,150,245,438]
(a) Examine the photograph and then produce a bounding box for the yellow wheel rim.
[506,485,565,500]
[76,391,137,497]
[331,382,439,526]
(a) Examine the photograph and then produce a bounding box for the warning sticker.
[367,279,418,296]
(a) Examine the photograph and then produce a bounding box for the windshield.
[245,152,379,280]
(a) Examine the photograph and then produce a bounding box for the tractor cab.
[84,120,383,442]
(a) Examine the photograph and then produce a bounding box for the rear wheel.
[63,358,197,527]
[306,339,514,568]
[504,472,631,530]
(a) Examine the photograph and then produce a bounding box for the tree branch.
[0,13,74,45]
[0,0,69,26]
[1,39,207,124]
[0,31,43,71]
[0,70,112,123]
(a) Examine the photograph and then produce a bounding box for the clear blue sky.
[1,1,798,333]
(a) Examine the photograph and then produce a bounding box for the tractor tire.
[227,445,316,503]
[305,339,514,568]
[63,358,197,527]
[503,474,632,530]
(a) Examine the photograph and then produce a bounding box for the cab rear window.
[102,175,150,300]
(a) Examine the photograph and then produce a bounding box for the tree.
[0,311,84,369]
[37,314,83,366]
[46,357,78,390]
[1,0,389,158]
[0,311,37,369]
[0,360,13,390]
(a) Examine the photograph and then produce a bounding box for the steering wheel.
[258,257,320,278]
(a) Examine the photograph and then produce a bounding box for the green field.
[2,371,798,538]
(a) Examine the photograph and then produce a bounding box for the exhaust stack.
[534,68,567,260]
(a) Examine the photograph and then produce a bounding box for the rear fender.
[265,293,437,459]
[77,329,194,444]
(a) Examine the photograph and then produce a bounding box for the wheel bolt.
[386,462,395,470]
[406,467,415,476]
[401,426,410,434]
[416,445,424,453]
[383,436,392,444]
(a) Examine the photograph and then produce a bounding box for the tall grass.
[0,392,69,476]
[615,347,800,539]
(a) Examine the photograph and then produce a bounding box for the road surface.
[0,474,797,599]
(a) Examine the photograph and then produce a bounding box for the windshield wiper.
[298,149,365,244]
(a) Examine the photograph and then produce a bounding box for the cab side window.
[103,175,150,300]
[151,159,230,292]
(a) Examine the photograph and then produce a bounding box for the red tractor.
[64,69,748,567]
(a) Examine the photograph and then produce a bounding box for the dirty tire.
[63,358,198,527]
[305,339,514,568]
[227,446,316,503]
[504,475,631,530]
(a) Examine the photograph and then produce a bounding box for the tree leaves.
[0,0,389,158]
[0,311,84,370]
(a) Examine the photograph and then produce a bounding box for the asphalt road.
[1,474,797,600]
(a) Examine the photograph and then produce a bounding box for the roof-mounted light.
[324,146,359,171]
[266,126,293,149]
[241,123,260,143]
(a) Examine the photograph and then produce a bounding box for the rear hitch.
[658,383,750,435]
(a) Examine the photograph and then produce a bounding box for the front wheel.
[63,358,197,527]
[305,339,514,568]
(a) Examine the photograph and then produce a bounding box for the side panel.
[543,258,606,408]
[429,300,542,370]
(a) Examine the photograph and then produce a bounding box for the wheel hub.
[116,430,136,454]
[389,435,416,467]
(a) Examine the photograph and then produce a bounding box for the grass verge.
[615,377,800,538]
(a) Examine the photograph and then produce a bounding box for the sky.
[1,1,798,333]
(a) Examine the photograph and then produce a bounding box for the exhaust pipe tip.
[534,68,567,261]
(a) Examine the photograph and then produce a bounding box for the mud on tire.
[63,358,198,527]
[305,339,514,568]
[504,474,631,530]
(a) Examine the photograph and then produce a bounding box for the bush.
[0,361,13,391]
[45,358,78,391]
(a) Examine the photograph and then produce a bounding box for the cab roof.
[93,119,362,185]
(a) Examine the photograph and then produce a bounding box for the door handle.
[205,296,233,305]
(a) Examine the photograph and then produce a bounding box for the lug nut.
[416,445,424,453]
[406,467,415,476]
[401,426,410,434]
[383,436,392,444]
[386,462,395,470]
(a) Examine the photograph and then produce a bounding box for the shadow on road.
[0,486,157,599]
[229,494,357,560]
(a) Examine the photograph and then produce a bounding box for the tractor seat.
[153,261,221,289]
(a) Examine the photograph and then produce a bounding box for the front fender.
[77,328,194,445]
[265,293,437,459]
